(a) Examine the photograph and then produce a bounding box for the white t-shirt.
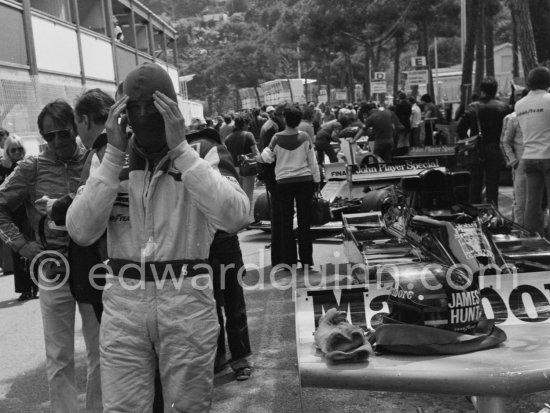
[515,90,550,159]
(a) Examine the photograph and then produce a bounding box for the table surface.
[295,273,550,397]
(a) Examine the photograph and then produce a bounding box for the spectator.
[314,121,342,165]
[248,108,265,144]
[457,77,511,207]
[257,104,285,266]
[190,117,207,131]
[409,97,422,147]
[352,103,397,163]
[514,67,550,234]
[0,127,9,158]
[394,93,412,156]
[214,115,224,133]
[500,88,530,226]
[66,62,249,412]
[42,88,116,323]
[113,16,124,42]
[0,100,100,413]
[258,105,320,268]
[420,94,439,146]
[219,114,235,142]
[0,135,36,301]
[210,231,252,381]
[225,116,259,219]
[298,106,315,144]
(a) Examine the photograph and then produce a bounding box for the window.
[76,0,106,36]
[30,0,72,22]
[0,4,28,66]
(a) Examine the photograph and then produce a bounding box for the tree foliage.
[138,0,548,113]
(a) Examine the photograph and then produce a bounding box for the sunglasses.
[9,147,23,154]
[42,129,72,142]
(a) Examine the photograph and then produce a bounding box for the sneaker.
[234,366,252,381]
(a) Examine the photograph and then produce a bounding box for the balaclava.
[123,63,177,152]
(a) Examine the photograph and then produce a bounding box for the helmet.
[384,263,481,334]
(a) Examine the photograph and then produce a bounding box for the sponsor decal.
[390,287,414,300]
[225,175,240,185]
[448,291,481,324]
[110,213,130,223]
[453,223,493,260]
[300,274,550,329]
[409,145,456,155]
[516,108,544,117]
[114,192,129,207]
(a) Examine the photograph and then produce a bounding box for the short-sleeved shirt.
[224,130,256,165]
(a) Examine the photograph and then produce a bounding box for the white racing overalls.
[67,139,249,412]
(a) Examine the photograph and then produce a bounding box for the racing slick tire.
[361,188,392,213]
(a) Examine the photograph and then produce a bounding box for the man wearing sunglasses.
[0,127,10,158]
[66,63,250,412]
[0,100,101,412]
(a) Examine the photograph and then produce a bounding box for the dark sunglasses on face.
[9,147,23,154]
[42,129,72,142]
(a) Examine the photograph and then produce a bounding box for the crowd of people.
[1,61,550,412]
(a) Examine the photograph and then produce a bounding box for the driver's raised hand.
[153,91,186,149]
[106,95,130,152]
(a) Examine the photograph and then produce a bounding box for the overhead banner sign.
[406,69,429,86]
[371,81,387,94]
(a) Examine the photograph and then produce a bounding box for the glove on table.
[314,308,373,363]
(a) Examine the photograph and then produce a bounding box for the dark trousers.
[424,120,434,146]
[410,127,420,147]
[315,140,338,164]
[374,142,394,163]
[468,142,503,207]
[211,235,251,367]
[12,252,35,294]
[278,181,315,266]
[266,181,285,267]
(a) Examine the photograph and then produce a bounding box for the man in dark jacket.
[457,77,512,206]
[353,103,396,163]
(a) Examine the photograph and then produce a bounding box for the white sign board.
[406,69,429,86]
[411,56,427,67]
[371,81,387,94]
[335,91,347,101]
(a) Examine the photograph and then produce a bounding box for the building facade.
[0,0,190,153]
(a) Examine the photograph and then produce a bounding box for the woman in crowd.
[225,116,259,220]
[0,135,36,301]
[258,105,320,268]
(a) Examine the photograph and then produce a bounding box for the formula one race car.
[251,146,458,238]
[343,168,550,277]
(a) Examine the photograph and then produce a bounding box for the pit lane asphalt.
[0,185,549,412]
